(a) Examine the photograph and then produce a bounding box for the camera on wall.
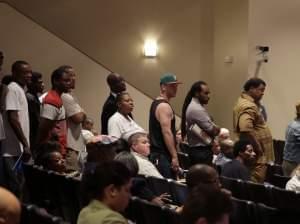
[256,45,269,63]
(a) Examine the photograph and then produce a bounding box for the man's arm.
[36,117,56,144]
[7,110,29,148]
[238,112,263,156]
[69,112,86,124]
[156,103,179,172]
[7,110,31,161]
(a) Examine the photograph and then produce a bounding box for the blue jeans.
[150,152,175,179]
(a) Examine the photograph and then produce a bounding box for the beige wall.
[248,0,300,139]
[211,0,249,133]
[0,3,182,132]
[5,0,214,114]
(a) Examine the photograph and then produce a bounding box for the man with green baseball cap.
[149,72,182,179]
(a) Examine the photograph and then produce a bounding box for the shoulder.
[44,90,63,108]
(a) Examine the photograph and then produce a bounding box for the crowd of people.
[1,51,300,224]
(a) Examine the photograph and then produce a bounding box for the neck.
[159,92,169,102]
[236,156,244,165]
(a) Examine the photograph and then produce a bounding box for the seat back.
[271,186,300,212]
[265,163,283,183]
[244,181,273,206]
[20,204,69,224]
[220,176,246,199]
[269,174,290,189]
[230,197,256,224]
[147,176,172,197]
[169,180,188,205]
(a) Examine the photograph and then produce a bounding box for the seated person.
[108,92,145,141]
[83,141,118,174]
[213,139,234,167]
[82,117,98,144]
[286,164,300,192]
[128,132,163,179]
[115,151,171,206]
[0,187,21,224]
[39,150,66,173]
[182,184,232,224]
[186,164,222,191]
[176,164,231,213]
[221,140,256,181]
[78,161,131,224]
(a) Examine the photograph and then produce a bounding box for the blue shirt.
[283,119,300,163]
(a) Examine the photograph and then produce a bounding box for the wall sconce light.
[144,39,158,57]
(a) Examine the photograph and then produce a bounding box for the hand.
[171,157,180,173]
[22,146,32,162]
[151,193,172,206]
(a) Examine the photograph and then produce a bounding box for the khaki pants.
[251,163,267,183]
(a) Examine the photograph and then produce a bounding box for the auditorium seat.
[220,176,246,199]
[244,181,273,206]
[269,174,290,189]
[169,180,188,205]
[20,204,69,224]
[230,197,256,224]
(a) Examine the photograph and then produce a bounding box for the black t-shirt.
[221,159,250,181]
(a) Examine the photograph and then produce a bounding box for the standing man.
[37,66,71,157]
[100,73,126,135]
[149,73,181,179]
[0,51,4,77]
[181,81,220,165]
[233,78,274,183]
[282,102,300,176]
[61,65,86,171]
[26,72,44,147]
[2,61,32,197]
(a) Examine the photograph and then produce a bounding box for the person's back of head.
[115,151,139,177]
[80,161,132,212]
[186,164,220,190]
[182,184,232,224]
[0,187,21,224]
[86,141,117,164]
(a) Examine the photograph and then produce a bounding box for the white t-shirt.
[62,93,85,152]
[108,112,145,141]
[132,152,163,179]
[2,82,29,156]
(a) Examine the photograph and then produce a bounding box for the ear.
[105,184,118,198]
[195,217,207,224]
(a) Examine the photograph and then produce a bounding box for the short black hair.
[182,184,232,224]
[80,161,131,206]
[31,72,42,83]
[243,78,266,91]
[116,92,130,104]
[11,60,29,74]
[51,66,69,87]
[86,141,117,164]
[186,164,218,190]
[233,139,253,158]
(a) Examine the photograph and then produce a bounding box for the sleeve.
[5,85,20,111]
[41,104,60,120]
[238,108,256,132]
[62,94,82,117]
[190,109,214,132]
[108,115,122,138]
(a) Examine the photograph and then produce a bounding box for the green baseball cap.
[160,73,182,85]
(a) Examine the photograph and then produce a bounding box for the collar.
[241,92,255,103]
[132,151,149,160]
[111,92,117,98]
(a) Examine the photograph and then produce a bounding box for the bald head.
[186,164,220,190]
[0,187,21,224]
[106,73,126,93]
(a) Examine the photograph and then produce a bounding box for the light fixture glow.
[144,40,158,57]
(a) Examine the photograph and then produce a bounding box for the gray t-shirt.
[62,93,85,152]
[185,98,214,146]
